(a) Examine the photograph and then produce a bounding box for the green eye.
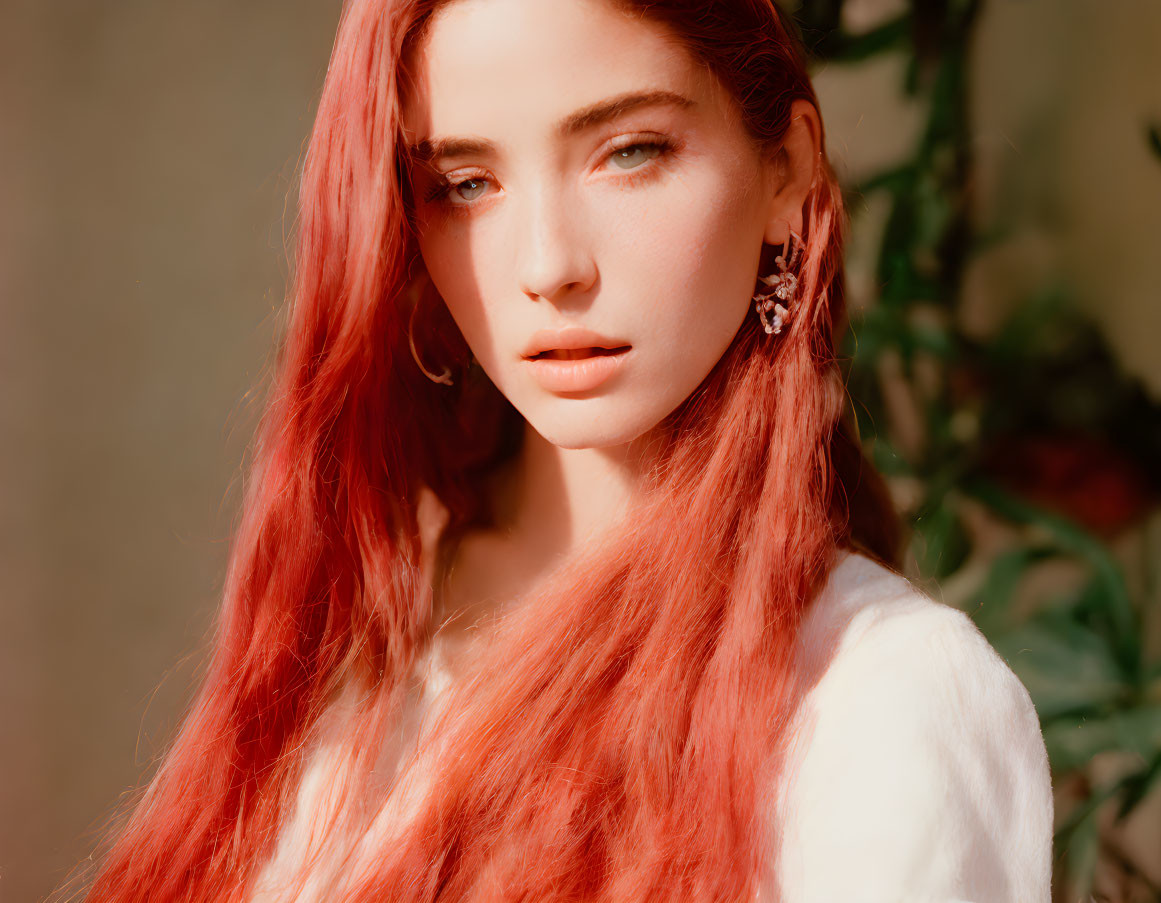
[608,141,667,170]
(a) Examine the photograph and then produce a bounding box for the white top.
[251,549,1054,902]
[758,549,1054,902]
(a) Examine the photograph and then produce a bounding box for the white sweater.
[757,549,1054,902]
[251,550,1054,902]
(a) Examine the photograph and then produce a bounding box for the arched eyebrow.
[407,89,695,164]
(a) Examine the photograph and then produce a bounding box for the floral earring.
[752,229,803,336]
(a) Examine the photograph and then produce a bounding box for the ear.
[761,99,822,247]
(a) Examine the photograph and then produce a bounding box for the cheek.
[417,235,503,358]
[607,168,762,356]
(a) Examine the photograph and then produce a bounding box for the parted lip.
[521,325,632,359]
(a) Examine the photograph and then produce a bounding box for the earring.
[752,229,803,336]
[406,278,455,386]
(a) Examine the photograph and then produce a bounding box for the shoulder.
[766,551,1054,903]
[786,551,1047,746]
[792,551,1043,717]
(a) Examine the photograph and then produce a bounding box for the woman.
[81,0,1054,900]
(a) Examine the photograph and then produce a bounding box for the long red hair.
[78,0,900,900]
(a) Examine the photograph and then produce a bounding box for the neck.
[428,420,661,652]
[492,420,657,557]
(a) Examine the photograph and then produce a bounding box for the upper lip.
[521,325,632,359]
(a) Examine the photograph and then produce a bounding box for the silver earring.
[752,229,803,336]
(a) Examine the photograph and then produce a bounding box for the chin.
[523,399,662,450]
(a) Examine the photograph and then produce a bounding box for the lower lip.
[524,347,632,393]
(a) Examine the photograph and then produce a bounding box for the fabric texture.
[757,550,1054,902]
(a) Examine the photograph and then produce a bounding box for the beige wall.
[0,2,343,899]
[1,2,1157,900]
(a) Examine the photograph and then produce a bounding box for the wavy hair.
[78,0,901,900]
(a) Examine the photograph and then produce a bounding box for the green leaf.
[1054,767,1144,898]
[910,497,970,578]
[1042,706,1161,773]
[985,284,1073,363]
[869,436,912,477]
[966,545,1058,636]
[1063,803,1100,899]
[991,610,1129,721]
[1114,751,1161,823]
[908,321,955,358]
[962,479,1142,678]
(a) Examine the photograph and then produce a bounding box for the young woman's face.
[403,0,780,449]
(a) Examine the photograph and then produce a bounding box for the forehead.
[401,0,708,143]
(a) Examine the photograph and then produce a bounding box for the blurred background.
[1,0,1158,900]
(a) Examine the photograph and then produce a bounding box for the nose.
[515,183,597,305]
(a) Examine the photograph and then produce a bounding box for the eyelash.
[422,135,680,214]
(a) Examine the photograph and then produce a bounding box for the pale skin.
[402,0,821,669]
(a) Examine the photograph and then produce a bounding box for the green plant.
[790,1,1161,899]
